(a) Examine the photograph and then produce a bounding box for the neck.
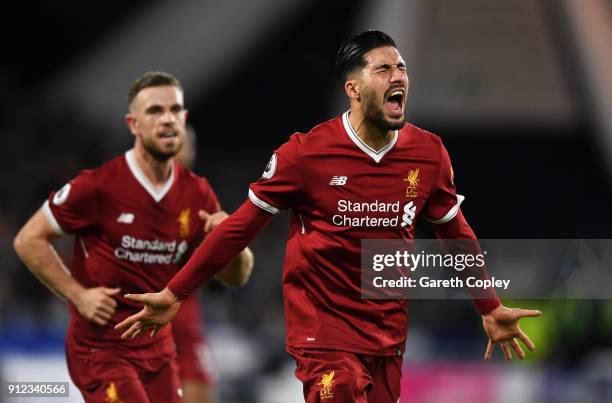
[348,108,395,151]
[133,143,173,190]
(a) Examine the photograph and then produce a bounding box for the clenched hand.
[73,287,121,326]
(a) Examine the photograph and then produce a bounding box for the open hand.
[483,305,542,360]
[114,288,181,339]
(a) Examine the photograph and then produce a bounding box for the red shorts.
[288,346,402,403]
[66,343,181,403]
[172,294,217,384]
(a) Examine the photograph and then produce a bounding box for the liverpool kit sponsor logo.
[332,199,419,228]
[114,236,188,265]
[401,201,416,227]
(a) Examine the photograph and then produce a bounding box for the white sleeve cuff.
[42,200,67,236]
[248,189,281,215]
[427,194,465,224]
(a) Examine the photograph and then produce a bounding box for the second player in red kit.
[14,72,253,403]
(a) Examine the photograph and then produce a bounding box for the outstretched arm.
[433,209,542,360]
[13,208,120,326]
[115,200,272,338]
[433,209,500,314]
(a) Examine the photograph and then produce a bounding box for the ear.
[125,113,137,136]
[184,109,189,122]
[344,79,360,102]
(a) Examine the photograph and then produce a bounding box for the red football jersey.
[43,150,220,359]
[249,112,463,356]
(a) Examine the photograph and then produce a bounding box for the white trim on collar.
[125,149,174,203]
[341,111,399,163]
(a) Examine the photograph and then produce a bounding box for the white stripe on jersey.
[427,194,465,224]
[248,189,281,215]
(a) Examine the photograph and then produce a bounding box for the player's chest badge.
[403,168,419,199]
[177,208,191,237]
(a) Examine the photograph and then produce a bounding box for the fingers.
[81,291,118,324]
[517,329,536,351]
[89,296,117,324]
[97,288,120,309]
[198,209,210,221]
[123,293,149,304]
[105,298,118,310]
[202,211,228,233]
[95,301,116,316]
[92,315,108,326]
[120,321,143,340]
[114,310,145,331]
[510,338,525,359]
[131,329,142,339]
[150,326,160,338]
[95,309,113,322]
[199,210,213,232]
[500,342,512,360]
[485,341,525,361]
[127,322,161,340]
[204,216,214,233]
[204,212,222,233]
[102,287,122,296]
[486,332,535,361]
[513,308,542,319]
[102,296,118,310]
[484,340,494,361]
[116,316,163,339]
[92,311,113,326]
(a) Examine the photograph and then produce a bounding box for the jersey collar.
[342,111,399,163]
[125,149,175,202]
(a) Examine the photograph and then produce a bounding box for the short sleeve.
[424,142,465,224]
[248,135,302,214]
[43,170,98,235]
[197,178,221,214]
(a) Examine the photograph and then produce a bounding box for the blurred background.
[1,0,612,402]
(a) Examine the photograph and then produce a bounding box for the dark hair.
[335,30,397,84]
[128,71,182,106]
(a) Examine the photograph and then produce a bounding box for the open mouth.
[159,130,178,139]
[384,89,404,118]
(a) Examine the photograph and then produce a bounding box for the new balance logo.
[329,176,347,186]
[117,213,135,224]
